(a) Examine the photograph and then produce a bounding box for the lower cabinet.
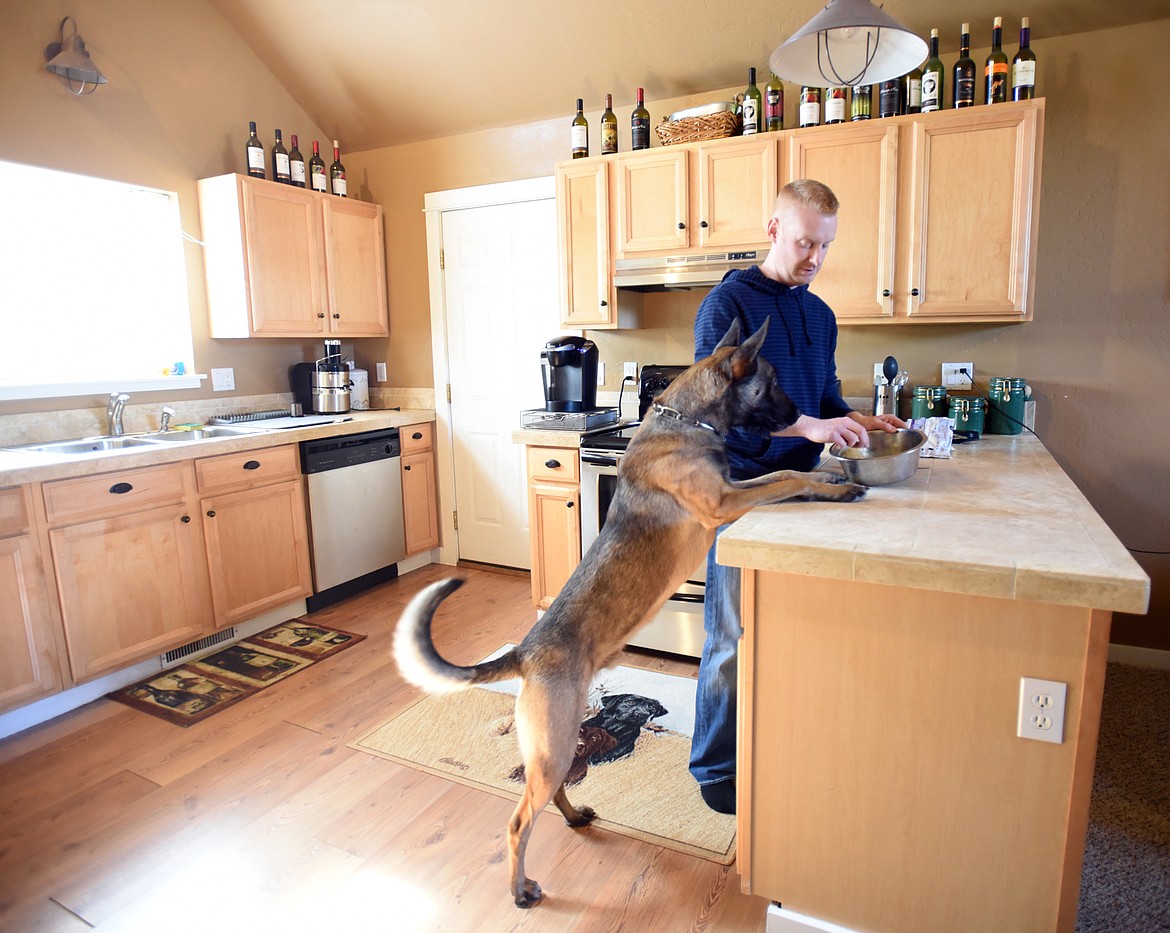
[524,445,581,610]
[42,463,212,683]
[401,423,440,555]
[195,445,313,628]
[0,486,65,712]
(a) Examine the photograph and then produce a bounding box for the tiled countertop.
[0,409,435,486]
[718,434,1150,615]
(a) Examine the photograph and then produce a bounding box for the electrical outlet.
[941,362,974,389]
[623,361,638,380]
[210,367,235,391]
[1018,677,1067,744]
[597,361,605,385]
[376,362,387,382]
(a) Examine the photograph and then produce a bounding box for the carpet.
[351,648,736,864]
[109,620,366,726]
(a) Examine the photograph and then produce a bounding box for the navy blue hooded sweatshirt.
[693,265,852,478]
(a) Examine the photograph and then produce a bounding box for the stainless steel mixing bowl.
[828,428,926,486]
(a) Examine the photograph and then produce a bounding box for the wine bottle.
[765,73,784,131]
[921,29,945,113]
[850,85,872,121]
[329,140,347,197]
[571,99,589,158]
[309,140,327,193]
[288,134,306,188]
[601,94,618,154]
[953,23,976,108]
[1012,17,1037,100]
[825,87,847,124]
[985,16,1009,104]
[631,87,650,151]
[742,67,763,135]
[878,78,902,117]
[903,62,923,113]
[245,121,265,178]
[272,129,291,184]
[798,87,821,127]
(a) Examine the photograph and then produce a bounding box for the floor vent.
[163,627,237,666]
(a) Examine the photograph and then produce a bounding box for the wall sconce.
[770,0,927,88]
[44,16,108,95]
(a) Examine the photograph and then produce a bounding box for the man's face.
[765,202,838,287]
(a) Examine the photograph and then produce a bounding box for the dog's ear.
[727,320,769,379]
[714,319,742,350]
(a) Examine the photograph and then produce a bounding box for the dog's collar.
[651,403,720,436]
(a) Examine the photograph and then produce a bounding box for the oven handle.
[580,454,620,467]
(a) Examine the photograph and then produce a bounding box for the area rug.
[109,620,366,726]
[351,647,736,864]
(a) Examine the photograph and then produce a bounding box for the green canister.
[986,377,1027,435]
[911,385,947,419]
[948,395,985,437]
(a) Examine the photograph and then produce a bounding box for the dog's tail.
[393,578,524,694]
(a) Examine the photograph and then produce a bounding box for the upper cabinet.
[198,174,389,338]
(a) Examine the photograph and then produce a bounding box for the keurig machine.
[540,336,598,412]
[289,340,352,414]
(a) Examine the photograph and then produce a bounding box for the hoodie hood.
[721,267,812,356]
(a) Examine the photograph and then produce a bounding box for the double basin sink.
[8,426,265,457]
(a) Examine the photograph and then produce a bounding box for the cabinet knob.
[911,288,920,297]
[243,460,261,470]
[412,431,423,440]
[545,459,561,469]
[700,220,709,229]
[181,515,191,523]
[599,299,608,307]
[882,289,891,297]
[333,313,341,319]
[318,312,326,318]
[566,500,574,508]
[108,482,133,495]
[677,222,685,230]
[206,510,216,518]
[404,464,412,471]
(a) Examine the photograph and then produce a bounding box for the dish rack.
[209,409,290,424]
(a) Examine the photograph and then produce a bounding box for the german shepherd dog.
[393,319,866,907]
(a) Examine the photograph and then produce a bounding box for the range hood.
[614,248,767,291]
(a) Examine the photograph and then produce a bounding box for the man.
[690,178,905,814]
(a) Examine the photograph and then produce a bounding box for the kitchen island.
[720,434,1149,933]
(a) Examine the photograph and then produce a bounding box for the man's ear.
[714,319,742,350]
[727,320,769,380]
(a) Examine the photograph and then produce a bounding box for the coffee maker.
[541,336,598,412]
[289,340,351,414]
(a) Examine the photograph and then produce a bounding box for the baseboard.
[1107,643,1170,670]
[766,904,860,933]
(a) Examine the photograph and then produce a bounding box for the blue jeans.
[689,525,740,787]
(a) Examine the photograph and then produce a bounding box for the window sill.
[0,374,207,402]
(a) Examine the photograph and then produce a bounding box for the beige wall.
[1,4,1165,648]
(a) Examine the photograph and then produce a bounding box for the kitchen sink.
[134,427,259,443]
[19,437,162,454]
[5,426,263,456]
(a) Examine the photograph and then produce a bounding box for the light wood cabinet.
[198,173,388,338]
[784,98,1045,322]
[0,486,65,713]
[524,445,580,609]
[400,423,440,555]
[42,464,212,683]
[195,445,313,628]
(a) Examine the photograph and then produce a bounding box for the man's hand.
[848,411,907,433]
[779,414,869,448]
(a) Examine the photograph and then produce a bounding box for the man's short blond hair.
[775,179,839,217]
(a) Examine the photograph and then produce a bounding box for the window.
[0,160,202,400]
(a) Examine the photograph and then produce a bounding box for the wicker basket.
[656,110,742,146]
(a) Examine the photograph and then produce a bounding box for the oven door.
[580,448,706,658]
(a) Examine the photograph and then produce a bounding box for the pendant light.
[769,0,927,88]
[43,17,108,95]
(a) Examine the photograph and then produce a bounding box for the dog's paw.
[810,470,851,485]
[514,878,543,908]
[838,482,867,501]
[566,805,596,827]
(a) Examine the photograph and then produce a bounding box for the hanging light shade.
[43,16,108,95]
[769,0,927,88]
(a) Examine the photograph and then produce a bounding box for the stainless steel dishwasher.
[300,427,406,612]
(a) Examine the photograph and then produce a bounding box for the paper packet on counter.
[910,417,954,458]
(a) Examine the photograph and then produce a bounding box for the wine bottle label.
[921,72,940,111]
[291,161,306,184]
[332,176,347,196]
[247,148,265,171]
[1012,61,1036,87]
[632,118,649,150]
[742,97,759,134]
[799,101,820,126]
[311,169,327,192]
[956,74,975,104]
[276,153,290,175]
[825,95,846,123]
[765,89,783,128]
[906,77,922,109]
[571,124,588,152]
[601,124,617,153]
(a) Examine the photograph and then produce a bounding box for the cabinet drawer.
[196,444,300,494]
[526,446,580,485]
[400,422,434,454]
[0,486,29,537]
[43,463,188,525]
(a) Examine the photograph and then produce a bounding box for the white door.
[441,198,558,569]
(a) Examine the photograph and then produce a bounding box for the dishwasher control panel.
[300,428,401,474]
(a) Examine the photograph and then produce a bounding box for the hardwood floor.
[0,564,769,931]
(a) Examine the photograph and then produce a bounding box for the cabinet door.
[241,178,328,335]
[402,450,439,555]
[201,479,312,627]
[557,160,614,328]
[697,137,778,248]
[0,533,63,712]
[785,123,899,320]
[323,197,389,336]
[616,149,690,254]
[50,507,210,682]
[906,103,1042,320]
[527,482,580,610]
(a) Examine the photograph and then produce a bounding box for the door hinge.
[452,510,458,530]
[446,384,452,403]
[439,248,444,270]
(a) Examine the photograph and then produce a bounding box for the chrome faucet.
[159,406,175,433]
[107,392,130,436]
